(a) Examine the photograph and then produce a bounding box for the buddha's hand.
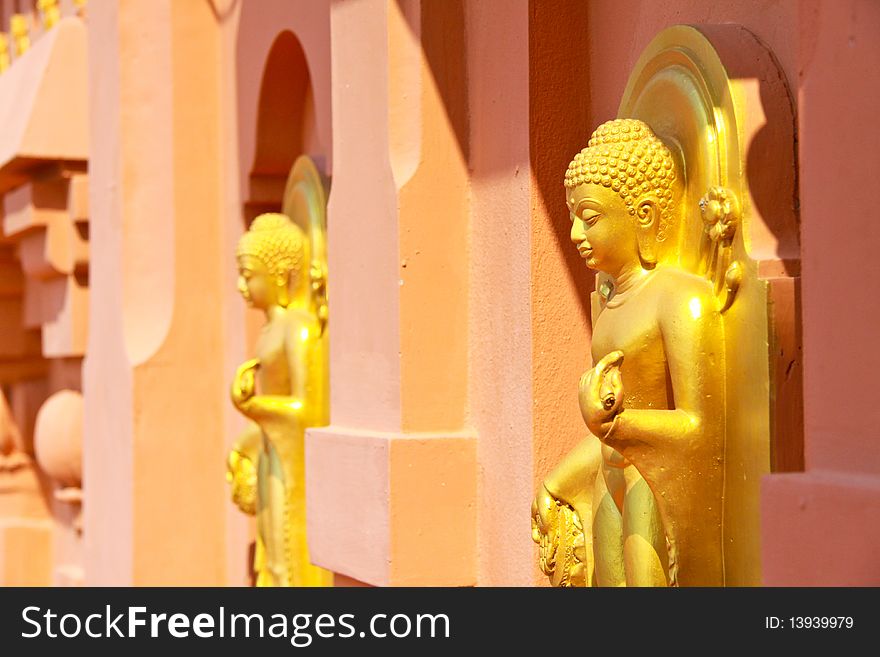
[579,350,624,438]
[227,449,257,515]
[226,425,261,515]
[531,485,587,587]
[531,487,558,575]
[231,358,260,412]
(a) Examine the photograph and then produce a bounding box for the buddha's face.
[567,183,640,276]
[237,255,279,310]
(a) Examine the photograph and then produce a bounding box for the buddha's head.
[236,213,308,310]
[564,119,679,277]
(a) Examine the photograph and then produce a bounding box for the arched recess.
[229,6,332,585]
[244,30,321,223]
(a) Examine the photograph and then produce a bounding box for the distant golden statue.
[533,26,797,586]
[228,157,331,587]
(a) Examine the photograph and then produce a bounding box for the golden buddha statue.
[532,25,800,587]
[229,210,331,587]
[532,118,725,587]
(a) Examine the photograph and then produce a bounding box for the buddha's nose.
[570,219,587,245]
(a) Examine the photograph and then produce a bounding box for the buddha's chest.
[255,322,293,394]
[592,300,670,409]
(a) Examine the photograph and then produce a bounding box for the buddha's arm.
[602,290,723,454]
[232,317,315,429]
[603,408,700,453]
[237,395,305,426]
[232,362,306,426]
[544,435,603,512]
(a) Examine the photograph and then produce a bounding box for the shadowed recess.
[246,30,315,224]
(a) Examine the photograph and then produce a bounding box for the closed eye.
[582,211,601,226]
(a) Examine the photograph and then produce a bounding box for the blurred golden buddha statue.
[229,210,331,587]
[532,118,726,587]
[530,23,801,587]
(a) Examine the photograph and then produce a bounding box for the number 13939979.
[765,617,854,630]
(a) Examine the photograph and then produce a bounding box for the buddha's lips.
[578,246,592,258]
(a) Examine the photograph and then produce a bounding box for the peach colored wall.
[396,0,469,433]
[324,0,401,433]
[81,0,131,584]
[216,0,250,586]
[84,0,228,585]
[307,429,391,584]
[795,1,879,474]
[526,0,596,586]
[464,0,535,587]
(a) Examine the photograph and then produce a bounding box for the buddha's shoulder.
[281,306,322,336]
[650,266,714,301]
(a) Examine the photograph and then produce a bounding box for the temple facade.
[0,0,877,586]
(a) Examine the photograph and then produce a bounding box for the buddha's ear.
[636,198,659,268]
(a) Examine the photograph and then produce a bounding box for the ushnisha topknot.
[564,118,676,241]
[236,212,305,278]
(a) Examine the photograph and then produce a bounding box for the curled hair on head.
[564,119,676,241]
[236,213,306,278]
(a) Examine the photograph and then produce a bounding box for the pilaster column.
[83,0,228,585]
[306,0,476,586]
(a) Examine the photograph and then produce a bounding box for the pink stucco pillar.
[760,0,880,586]
[305,0,477,587]
[83,0,230,585]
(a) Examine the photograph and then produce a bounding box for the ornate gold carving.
[282,156,330,337]
[532,487,586,587]
[229,156,331,587]
[38,0,60,31]
[0,34,10,73]
[10,14,29,57]
[699,186,742,313]
[226,439,258,516]
[534,26,789,586]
